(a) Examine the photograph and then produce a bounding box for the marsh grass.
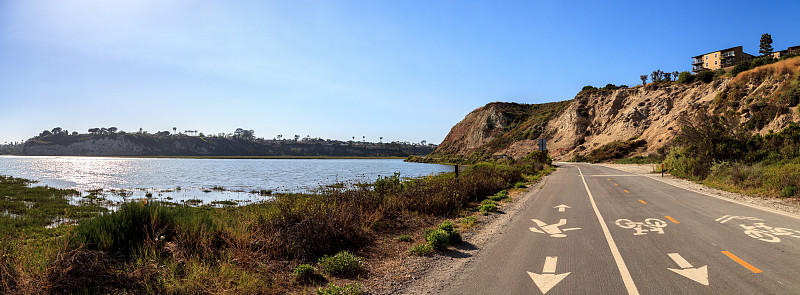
[0,151,554,293]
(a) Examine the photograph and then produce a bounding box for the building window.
[715,61,718,65]
[706,63,708,67]
[715,53,718,58]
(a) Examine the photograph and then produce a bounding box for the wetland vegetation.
[0,151,553,294]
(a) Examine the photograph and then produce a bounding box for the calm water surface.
[0,156,453,204]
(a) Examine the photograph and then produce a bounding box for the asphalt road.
[447,163,800,294]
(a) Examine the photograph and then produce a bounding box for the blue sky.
[1,0,798,144]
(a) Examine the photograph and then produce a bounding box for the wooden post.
[455,165,460,178]
[661,163,665,177]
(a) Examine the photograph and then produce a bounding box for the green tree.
[640,75,648,86]
[759,33,773,56]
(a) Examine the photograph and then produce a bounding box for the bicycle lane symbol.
[717,215,800,243]
[615,218,668,235]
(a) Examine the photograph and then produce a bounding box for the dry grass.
[733,56,800,85]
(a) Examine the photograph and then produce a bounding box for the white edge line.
[644,175,800,221]
[576,165,640,295]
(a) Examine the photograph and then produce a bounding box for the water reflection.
[0,156,453,204]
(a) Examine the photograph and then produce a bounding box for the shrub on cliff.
[676,71,694,84]
[695,70,714,83]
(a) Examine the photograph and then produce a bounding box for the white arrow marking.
[527,256,570,294]
[553,204,571,212]
[667,253,709,286]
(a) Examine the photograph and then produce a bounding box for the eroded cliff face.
[435,59,800,162]
[547,80,730,160]
[435,102,519,156]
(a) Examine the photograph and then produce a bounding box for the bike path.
[445,164,627,294]
[580,163,800,294]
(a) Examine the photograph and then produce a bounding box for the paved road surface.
[447,163,800,294]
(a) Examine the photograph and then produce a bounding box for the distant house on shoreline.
[691,46,753,72]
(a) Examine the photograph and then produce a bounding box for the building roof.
[692,46,743,58]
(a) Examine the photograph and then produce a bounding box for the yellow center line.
[722,251,763,273]
[624,190,630,193]
[614,183,618,186]
[638,199,647,204]
[608,178,611,181]
[664,216,680,223]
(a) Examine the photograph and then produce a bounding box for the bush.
[581,85,597,92]
[714,69,727,79]
[395,234,413,242]
[695,70,714,83]
[478,199,498,215]
[489,190,509,201]
[781,186,796,198]
[438,220,455,233]
[513,182,527,189]
[317,283,363,295]
[677,71,694,84]
[731,61,752,77]
[408,244,433,256]
[317,251,363,275]
[425,229,450,250]
[437,221,462,245]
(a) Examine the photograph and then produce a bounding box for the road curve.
[446,163,800,295]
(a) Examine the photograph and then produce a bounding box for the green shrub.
[696,70,714,83]
[294,264,323,282]
[731,61,752,77]
[677,71,694,84]
[489,190,509,201]
[408,244,433,256]
[317,283,363,295]
[478,200,498,215]
[425,229,450,250]
[396,234,413,242]
[714,69,727,79]
[513,182,527,189]
[317,251,363,275]
[581,85,597,92]
[438,220,455,233]
[781,186,796,198]
[435,221,462,245]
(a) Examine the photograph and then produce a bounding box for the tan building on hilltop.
[772,45,800,59]
[692,46,753,72]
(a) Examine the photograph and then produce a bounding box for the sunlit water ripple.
[0,156,453,205]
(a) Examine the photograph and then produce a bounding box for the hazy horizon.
[2,0,799,144]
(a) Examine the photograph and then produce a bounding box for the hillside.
[20,133,434,157]
[428,57,800,162]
